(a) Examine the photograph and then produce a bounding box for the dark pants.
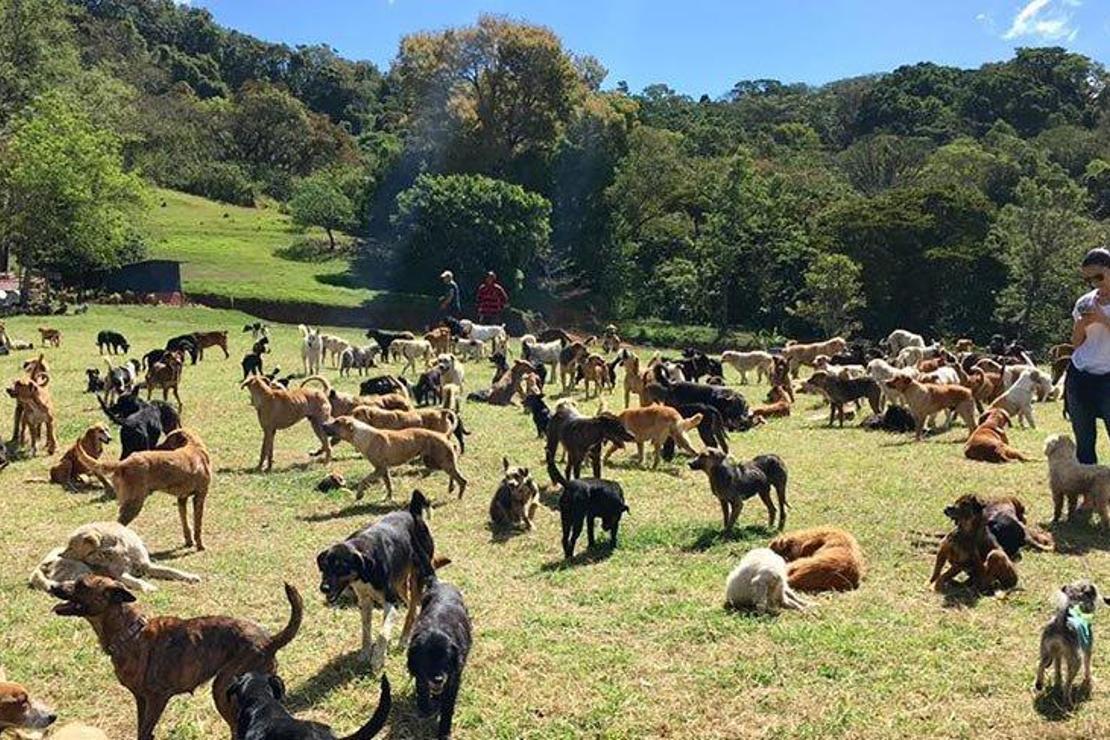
[1065,362,1110,463]
[477,311,502,325]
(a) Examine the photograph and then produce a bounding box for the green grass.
[145,188,427,311]
[2,305,1110,738]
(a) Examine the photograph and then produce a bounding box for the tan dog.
[48,423,113,490]
[21,353,50,377]
[885,375,976,441]
[74,429,212,551]
[489,457,539,530]
[955,338,975,353]
[191,330,229,360]
[424,327,452,356]
[581,354,613,399]
[618,349,646,408]
[330,388,412,416]
[1045,434,1110,527]
[768,527,865,592]
[144,350,183,407]
[242,375,332,471]
[350,404,459,437]
[37,327,61,347]
[781,337,847,377]
[603,404,702,468]
[964,409,1027,463]
[751,385,792,419]
[441,382,461,413]
[6,374,57,455]
[323,416,468,500]
[0,668,108,738]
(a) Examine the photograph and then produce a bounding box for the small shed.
[94,259,184,296]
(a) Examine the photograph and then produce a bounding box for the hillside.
[145,188,428,313]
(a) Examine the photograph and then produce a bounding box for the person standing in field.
[476,271,509,324]
[439,270,461,318]
[1067,247,1110,463]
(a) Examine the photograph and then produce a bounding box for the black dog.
[489,353,509,384]
[677,349,724,382]
[545,405,635,487]
[141,348,167,370]
[252,336,270,355]
[228,673,390,740]
[647,366,753,431]
[359,375,408,398]
[98,390,181,458]
[365,328,415,358]
[660,402,729,461]
[242,351,264,379]
[165,334,199,364]
[406,574,471,740]
[441,316,466,337]
[559,478,628,558]
[688,449,789,531]
[860,405,916,433]
[104,359,141,400]
[414,367,444,406]
[96,330,129,355]
[84,368,106,394]
[522,393,551,438]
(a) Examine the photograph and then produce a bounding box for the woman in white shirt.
[1066,247,1110,463]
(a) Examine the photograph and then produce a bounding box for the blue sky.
[184,0,1108,96]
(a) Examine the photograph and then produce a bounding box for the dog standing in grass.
[1036,580,1107,706]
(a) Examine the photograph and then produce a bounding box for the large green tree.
[289,171,355,249]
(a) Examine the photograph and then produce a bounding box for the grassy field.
[145,189,426,311]
[2,305,1109,739]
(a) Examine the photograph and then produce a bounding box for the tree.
[288,172,354,249]
[0,90,147,287]
[392,174,550,294]
[992,175,1102,346]
[790,253,866,336]
[0,0,79,126]
[836,134,933,195]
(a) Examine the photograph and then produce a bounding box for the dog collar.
[106,616,147,658]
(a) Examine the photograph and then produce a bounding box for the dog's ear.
[623,504,630,514]
[267,673,286,701]
[108,583,136,604]
[502,456,509,473]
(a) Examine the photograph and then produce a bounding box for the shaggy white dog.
[299,324,323,375]
[724,548,812,614]
[991,369,1040,428]
[721,350,774,384]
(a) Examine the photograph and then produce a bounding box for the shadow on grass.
[148,545,200,562]
[384,689,434,740]
[284,650,367,713]
[1048,519,1110,555]
[539,544,615,572]
[300,498,405,523]
[934,581,983,609]
[274,239,346,264]
[487,522,532,545]
[1034,682,1090,721]
[682,524,771,552]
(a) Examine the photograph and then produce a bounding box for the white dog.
[522,337,561,377]
[437,353,465,390]
[320,334,352,368]
[458,319,508,355]
[724,548,812,614]
[455,337,486,362]
[392,338,433,376]
[991,369,1040,428]
[299,324,323,375]
[721,350,774,384]
[29,521,200,594]
[1044,434,1110,526]
[867,358,918,407]
[885,329,925,356]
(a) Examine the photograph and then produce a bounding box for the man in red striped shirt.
[476,271,509,324]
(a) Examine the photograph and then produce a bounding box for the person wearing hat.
[439,270,461,318]
[1067,247,1110,463]
[476,271,509,324]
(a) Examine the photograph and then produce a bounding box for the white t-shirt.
[1071,289,1110,374]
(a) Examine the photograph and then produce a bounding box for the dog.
[84,367,106,394]
[545,405,635,487]
[349,403,468,455]
[243,322,269,341]
[144,350,184,407]
[521,337,562,379]
[47,423,113,490]
[441,383,460,413]
[981,495,1054,558]
[768,527,865,592]
[360,374,410,399]
[580,354,614,398]
[424,327,452,356]
[29,521,200,594]
[96,330,129,355]
[603,404,701,468]
[751,385,792,420]
[455,337,485,361]
[242,349,264,379]
[317,490,445,670]
[413,367,445,407]
[98,390,181,459]
[164,334,199,364]
[1035,580,1105,706]
[393,339,434,376]
[365,328,416,359]
[102,357,142,405]
[964,408,1028,463]
[228,673,390,740]
[885,329,925,356]
[436,353,465,390]
[323,416,468,500]
[191,330,229,360]
[321,334,352,368]
[1045,434,1110,527]
[456,319,508,355]
[331,388,412,416]
[7,374,57,456]
[928,494,1017,592]
[339,345,377,377]
[885,375,976,440]
[49,576,301,740]
[242,375,333,472]
[74,428,212,551]
[407,572,472,740]
[644,367,753,431]
[721,350,774,385]
[559,478,628,558]
[0,670,107,738]
[688,448,788,531]
[989,368,1040,428]
[37,326,60,347]
[523,393,552,438]
[782,336,847,376]
[297,325,323,374]
[802,371,883,427]
[724,548,812,614]
[489,458,540,531]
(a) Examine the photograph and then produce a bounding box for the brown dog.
[74,429,212,551]
[603,404,702,468]
[323,415,468,500]
[37,326,61,347]
[928,494,1017,592]
[964,408,1027,463]
[191,330,229,360]
[49,575,301,740]
[489,457,540,530]
[49,423,113,490]
[243,375,332,471]
[885,375,976,440]
[581,354,614,399]
[144,350,184,407]
[424,327,452,356]
[330,388,412,416]
[769,527,865,592]
[0,668,108,738]
[6,373,57,455]
[751,385,792,419]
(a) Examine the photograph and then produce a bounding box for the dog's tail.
[299,375,332,393]
[678,413,703,433]
[1025,524,1056,552]
[339,675,392,740]
[545,426,567,488]
[264,583,304,659]
[96,394,124,427]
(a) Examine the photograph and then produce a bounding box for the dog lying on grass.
[928,494,1016,593]
[724,548,812,614]
[768,527,864,592]
[964,408,1028,463]
[229,673,390,740]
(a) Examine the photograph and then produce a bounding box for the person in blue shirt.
[439,270,461,318]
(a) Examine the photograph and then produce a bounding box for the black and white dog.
[228,673,390,740]
[558,478,629,559]
[243,322,270,341]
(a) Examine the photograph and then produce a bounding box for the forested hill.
[2,0,1108,345]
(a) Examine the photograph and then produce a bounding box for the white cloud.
[1003,0,1080,41]
[975,11,996,32]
